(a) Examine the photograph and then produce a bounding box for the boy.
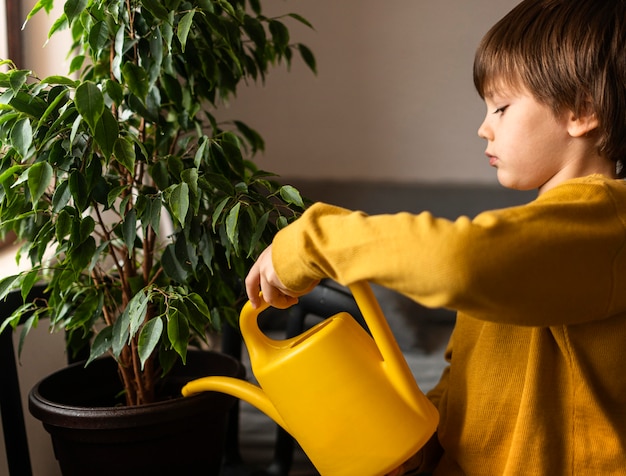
[245,0,626,474]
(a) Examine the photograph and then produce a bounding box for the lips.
[486,152,498,167]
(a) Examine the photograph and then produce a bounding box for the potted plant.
[0,0,314,473]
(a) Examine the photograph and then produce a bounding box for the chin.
[496,173,531,192]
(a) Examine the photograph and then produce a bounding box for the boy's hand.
[245,245,302,309]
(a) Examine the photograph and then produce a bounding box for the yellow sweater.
[271,175,626,475]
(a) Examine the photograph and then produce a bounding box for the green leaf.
[10,118,33,158]
[181,168,199,212]
[18,314,38,357]
[9,70,29,92]
[138,317,164,369]
[69,113,81,145]
[167,183,189,227]
[112,25,124,81]
[55,209,72,241]
[243,15,266,50]
[75,81,104,134]
[0,111,20,129]
[40,76,78,87]
[9,91,47,117]
[94,107,118,160]
[122,208,137,257]
[20,269,40,303]
[122,63,149,100]
[177,10,196,52]
[87,325,113,365]
[233,120,264,153]
[112,308,130,358]
[0,308,22,335]
[248,210,269,257]
[288,13,315,30]
[65,290,100,329]
[127,289,149,340]
[142,0,170,20]
[167,308,188,362]
[147,27,163,86]
[161,74,183,108]
[216,0,235,17]
[52,180,71,213]
[247,0,260,14]
[76,215,95,243]
[186,293,211,326]
[269,20,290,52]
[89,241,109,271]
[10,168,29,190]
[298,44,317,74]
[28,161,53,205]
[279,185,304,208]
[104,79,123,106]
[225,202,241,247]
[0,275,20,302]
[161,244,189,282]
[277,215,288,229]
[211,196,230,232]
[69,236,96,271]
[69,55,85,75]
[0,165,24,184]
[25,0,55,25]
[148,197,162,235]
[106,184,126,208]
[88,20,110,53]
[38,86,70,125]
[193,136,208,168]
[63,0,88,26]
[113,137,136,174]
[69,170,89,212]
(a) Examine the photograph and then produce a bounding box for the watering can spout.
[182,377,288,430]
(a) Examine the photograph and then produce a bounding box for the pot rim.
[28,350,244,430]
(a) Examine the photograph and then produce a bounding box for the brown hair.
[474,0,626,177]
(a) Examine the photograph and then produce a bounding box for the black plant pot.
[29,350,244,476]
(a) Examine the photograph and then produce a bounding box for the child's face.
[477,83,576,194]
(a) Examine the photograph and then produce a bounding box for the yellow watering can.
[182,281,439,476]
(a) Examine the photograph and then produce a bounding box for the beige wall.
[1,1,521,474]
[218,0,520,184]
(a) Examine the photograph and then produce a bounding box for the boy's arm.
[267,185,626,327]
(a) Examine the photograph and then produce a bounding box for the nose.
[477,117,491,140]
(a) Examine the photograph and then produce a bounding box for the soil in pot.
[29,350,244,476]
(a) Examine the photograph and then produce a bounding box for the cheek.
[516,115,564,158]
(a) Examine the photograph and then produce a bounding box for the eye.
[493,105,509,115]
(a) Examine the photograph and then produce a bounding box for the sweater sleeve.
[272,177,626,326]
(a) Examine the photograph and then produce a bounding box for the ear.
[566,107,599,138]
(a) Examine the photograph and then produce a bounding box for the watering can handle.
[348,282,419,406]
[242,281,418,406]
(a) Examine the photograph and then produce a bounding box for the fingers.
[245,246,269,307]
[245,245,299,309]
[245,263,263,309]
[259,284,299,309]
[245,245,323,309]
